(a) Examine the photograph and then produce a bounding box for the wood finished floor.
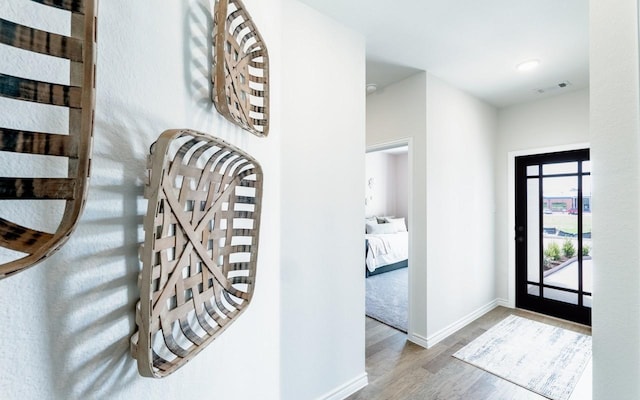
[348,306,592,400]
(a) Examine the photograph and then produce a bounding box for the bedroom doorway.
[364,142,410,333]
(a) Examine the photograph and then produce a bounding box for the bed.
[365,217,409,277]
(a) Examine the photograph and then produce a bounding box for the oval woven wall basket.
[0,0,97,279]
[212,0,269,137]
[131,129,263,378]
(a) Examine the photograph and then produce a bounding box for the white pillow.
[365,218,377,233]
[367,222,397,234]
[386,217,407,232]
[376,215,395,224]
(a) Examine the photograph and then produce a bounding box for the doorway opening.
[364,142,410,333]
[515,149,592,325]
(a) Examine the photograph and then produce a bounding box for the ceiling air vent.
[535,81,572,94]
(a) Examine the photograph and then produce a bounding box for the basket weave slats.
[0,74,83,108]
[0,128,77,157]
[0,0,96,278]
[0,178,76,199]
[30,0,85,13]
[212,0,269,137]
[131,129,263,378]
[0,219,53,252]
[0,19,83,61]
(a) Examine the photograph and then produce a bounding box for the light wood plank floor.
[348,306,591,400]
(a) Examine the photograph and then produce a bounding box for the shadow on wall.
[184,0,214,120]
[37,2,253,397]
[43,103,150,400]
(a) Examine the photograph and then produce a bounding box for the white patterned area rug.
[453,315,592,400]
[365,267,407,332]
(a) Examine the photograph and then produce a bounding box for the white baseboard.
[423,299,501,348]
[496,298,511,308]
[316,372,368,400]
[318,299,510,398]
[407,332,429,348]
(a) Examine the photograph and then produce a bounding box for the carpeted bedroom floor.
[365,267,408,332]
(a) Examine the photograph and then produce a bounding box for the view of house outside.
[540,173,592,306]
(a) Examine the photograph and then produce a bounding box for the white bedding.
[365,231,408,273]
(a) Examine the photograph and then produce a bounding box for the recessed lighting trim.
[516,59,540,72]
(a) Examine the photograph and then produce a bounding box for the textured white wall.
[280,1,367,399]
[495,89,590,303]
[424,73,497,339]
[0,0,282,399]
[590,0,640,398]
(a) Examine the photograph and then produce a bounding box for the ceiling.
[297,0,589,108]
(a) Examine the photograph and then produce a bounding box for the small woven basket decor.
[212,0,269,137]
[0,0,97,278]
[131,129,263,378]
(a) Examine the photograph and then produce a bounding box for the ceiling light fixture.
[516,59,540,72]
[366,83,378,94]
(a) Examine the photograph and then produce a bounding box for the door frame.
[514,148,591,325]
[506,143,590,312]
[366,138,414,336]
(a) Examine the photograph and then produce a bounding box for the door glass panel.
[543,162,578,175]
[582,173,592,234]
[527,165,539,176]
[543,176,579,290]
[544,259,579,290]
[544,288,579,305]
[583,295,592,308]
[528,284,540,296]
[527,179,540,283]
[582,259,593,293]
[542,176,578,214]
[582,175,593,298]
[582,161,591,173]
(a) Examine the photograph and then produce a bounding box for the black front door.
[515,149,592,325]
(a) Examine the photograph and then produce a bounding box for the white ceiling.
[297,0,589,108]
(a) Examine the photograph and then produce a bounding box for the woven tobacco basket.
[131,129,263,378]
[0,0,97,278]
[212,0,269,137]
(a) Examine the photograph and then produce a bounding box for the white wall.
[394,153,409,223]
[0,0,281,399]
[424,74,497,340]
[367,73,428,340]
[365,152,396,218]
[590,0,640,398]
[495,89,590,303]
[280,1,366,399]
[364,152,408,221]
[367,72,497,345]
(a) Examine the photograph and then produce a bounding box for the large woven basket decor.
[0,0,97,278]
[131,129,263,378]
[212,0,269,137]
